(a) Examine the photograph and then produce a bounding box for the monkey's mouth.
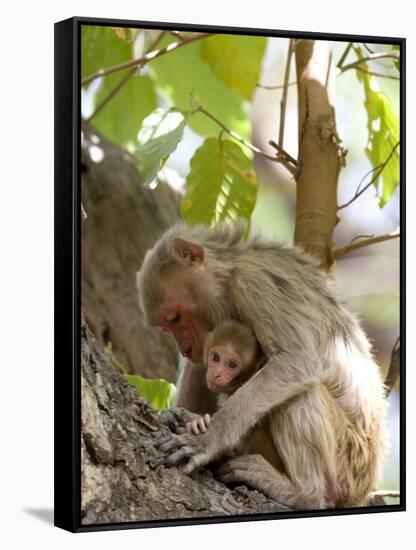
[207,382,222,394]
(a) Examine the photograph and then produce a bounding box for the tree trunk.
[81,315,290,524]
[81,125,179,379]
[294,40,345,270]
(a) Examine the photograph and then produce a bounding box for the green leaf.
[354,47,400,207]
[81,25,132,83]
[81,26,156,147]
[136,107,188,186]
[182,137,258,226]
[201,35,266,100]
[149,37,250,139]
[94,74,157,148]
[126,375,176,411]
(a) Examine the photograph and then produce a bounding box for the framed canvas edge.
[54,16,406,533]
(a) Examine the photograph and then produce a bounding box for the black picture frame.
[54,16,406,533]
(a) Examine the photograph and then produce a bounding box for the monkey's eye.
[166,312,180,324]
[212,352,220,362]
[228,360,237,369]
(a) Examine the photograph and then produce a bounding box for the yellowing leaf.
[149,36,250,139]
[201,35,267,100]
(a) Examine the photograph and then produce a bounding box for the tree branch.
[369,490,400,499]
[385,337,400,396]
[86,31,167,123]
[278,39,294,148]
[294,40,344,270]
[339,51,400,73]
[339,65,399,80]
[196,106,299,175]
[338,142,400,210]
[81,33,211,86]
[256,81,297,90]
[336,42,353,69]
[332,232,400,260]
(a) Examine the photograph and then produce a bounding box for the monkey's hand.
[159,407,202,434]
[185,413,211,435]
[157,431,216,474]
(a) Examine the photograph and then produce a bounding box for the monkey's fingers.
[203,413,211,427]
[157,434,183,452]
[185,419,201,435]
[158,432,196,453]
[165,446,195,467]
[197,417,208,434]
[180,453,210,475]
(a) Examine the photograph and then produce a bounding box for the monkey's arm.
[159,352,321,473]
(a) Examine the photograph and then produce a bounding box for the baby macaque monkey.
[186,320,263,434]
[185,320,283,471]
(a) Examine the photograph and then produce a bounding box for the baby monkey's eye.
[212,352,220,362]
[228,360,237,369]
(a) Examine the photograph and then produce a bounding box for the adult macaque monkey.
[137,222,387,509]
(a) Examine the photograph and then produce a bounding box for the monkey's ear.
[173,238,204,266]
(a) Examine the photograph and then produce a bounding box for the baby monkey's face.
[206,345,243,394]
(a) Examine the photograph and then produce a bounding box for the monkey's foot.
[216,454,282,500]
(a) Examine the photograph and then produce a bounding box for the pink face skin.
[155,303,209,363]
[206,345,243,394]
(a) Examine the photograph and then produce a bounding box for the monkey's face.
[206,345,243,394]
[155,301,211,362]
[139,237,226,363]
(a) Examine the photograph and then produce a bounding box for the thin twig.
[169,30,185,41]
[337,42,353,69]
[86,31,167,123]
[256,81,297,90]
[279,39,294,148]
[268,140,299,169]
[350,234,375,243]
[369,490,400,499]
[385,337,400,396]
[354,66,400,80]
[363,44,375,55]
[332,233,400,259]
[195,107,299,175]
[338,142,400,210]
[86,67,136,122]
[339,65,399,80]
[339,51,400,73]
[81,33,211,86]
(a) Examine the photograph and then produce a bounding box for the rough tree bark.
[81,315,290,524]
[81,125,178,379]
[294,40,345,271]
